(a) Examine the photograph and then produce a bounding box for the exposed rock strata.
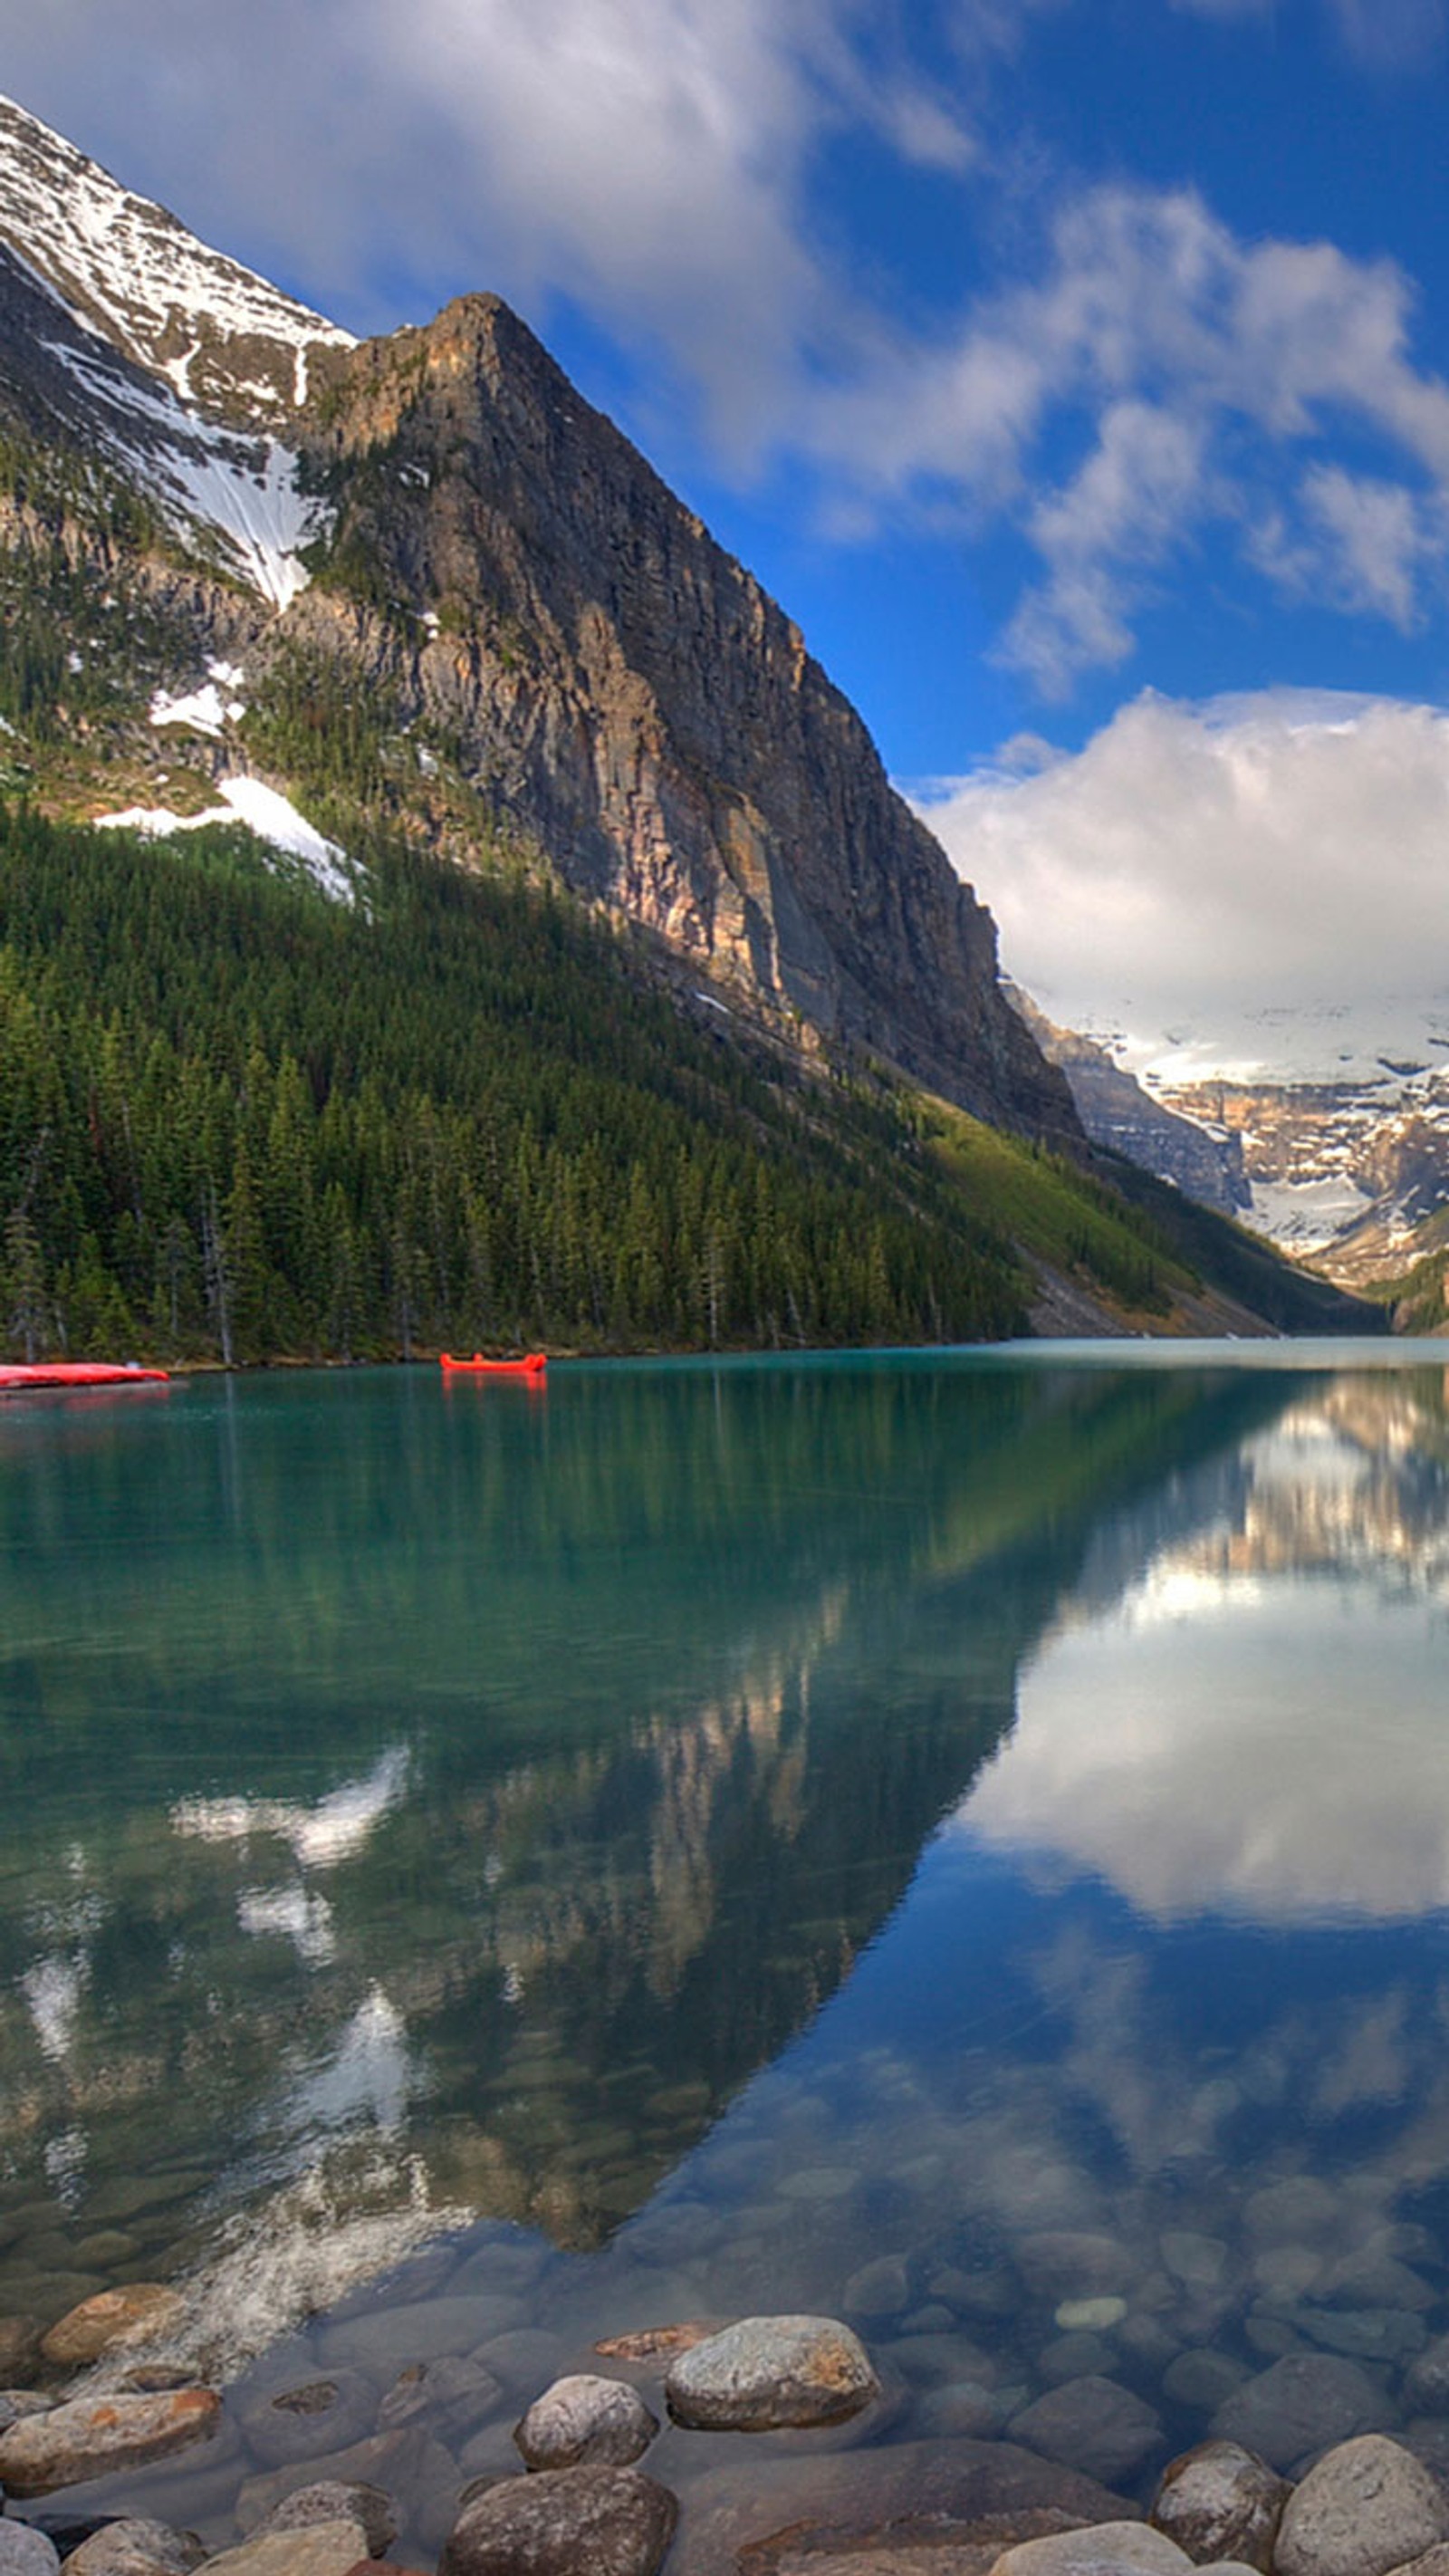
[293,296,1080,1146]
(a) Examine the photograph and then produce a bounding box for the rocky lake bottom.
[5,1349,1449,2570]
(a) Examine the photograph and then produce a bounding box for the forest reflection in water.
[4,1350,1449,2550]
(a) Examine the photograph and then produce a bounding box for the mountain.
[0,93,1380,1352]
[1005,985,1250,1218]
[0,94,1070,1146]
[1011,974,1449,1301]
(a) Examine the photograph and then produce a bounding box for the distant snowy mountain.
[1031,988,1449,1277]
[0,92,353,607]
[0,94,352,426]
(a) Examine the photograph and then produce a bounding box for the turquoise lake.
[5,1345,1449,2562]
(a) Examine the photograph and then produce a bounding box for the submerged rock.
[0,2387,219,2494]
[1213,2355,1392,2472]
[665,2315,879,2431]
[993,2523,1192,2576]
[261,2479,397,2557]
[843,2257,912,2319]
[189,2526,366,2576]
[1149,2439,1289,2570]
[240,2373,376,2468]
[593,2321,718,2363]
[379,2356,504,2433]
[60,2521,206,2575]
[1274,2434,1449,2576]
[514,2375,657,2470]
[39,2286,184,2369]
[1406,2341,1449,2417]
[1009,2378,1165,2485]
[438,2465,677,2576]
[1017,2237,1140,2302]
[0,2316,43,2385]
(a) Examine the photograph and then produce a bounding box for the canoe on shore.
[439,1351,548,1377]
[0,1362,170,1392]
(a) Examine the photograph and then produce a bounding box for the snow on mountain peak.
[0,91,353,429]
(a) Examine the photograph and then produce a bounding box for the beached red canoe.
[439,1351,547,1376]
[0,1362,170,1392]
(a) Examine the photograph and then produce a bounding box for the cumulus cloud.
[820,187,1449,690]
[917,688,1449,1072]
[5,5,1449,680]
[0,0,1002,461]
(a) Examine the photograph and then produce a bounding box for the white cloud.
[0,0,1000,462]
[821,187,1449,688]
[918,688,1449,1071]
[6,12,1449,678]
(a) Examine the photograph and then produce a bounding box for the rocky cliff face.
[0,92,1079,1148]
[292,296,1079,1142]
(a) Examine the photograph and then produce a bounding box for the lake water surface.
[5,1346,1449,2562]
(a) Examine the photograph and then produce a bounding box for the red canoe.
[0,1362,170,1392]
[439,1351,547,1376]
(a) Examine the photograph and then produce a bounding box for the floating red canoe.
[439,1351,547,1376]
[0,1362,170,1392]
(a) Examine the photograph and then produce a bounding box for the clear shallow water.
[4,1347,1449,2561]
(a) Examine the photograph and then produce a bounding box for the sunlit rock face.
[962,1374,1449,1923]
[292,295,1080,1144]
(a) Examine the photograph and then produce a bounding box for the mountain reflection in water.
[4,1351,1449,2519]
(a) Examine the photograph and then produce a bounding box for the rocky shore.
[8,2291,1449,2576]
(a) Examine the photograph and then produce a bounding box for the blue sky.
[6,0,1449,1055]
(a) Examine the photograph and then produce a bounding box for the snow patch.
[0,90,353,406]
[96,774,357,904]
[1241,1174,1377,1253]
[150,681,229,736]
[43,335,328,611]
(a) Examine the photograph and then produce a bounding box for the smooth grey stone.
[194,2527,365,2576]
[1040,2334,1116,2387]
[438,2465,677,2576]
[0,2320,42,2386]
[1243,2316,1307,2361]
[665,2315,878,2431]
[843,2256,910,2319]
[380,2353,504,2432]
[239,2371,376,2468]
[58,2521,206,2575]
[1118,2317,1185,2374]
[1317,2254,1435,2314]
[1150,2438,1290,2571]
[471,2331,569,2392]
[514,2375,657,2470]
[928,2262,1017,2318]
[993,2526,1189,2576]
[884,2332,996,2388]
[0,2528,61,2576]
[1162,2351,1252,2413]
[897,2303,956,2336]
[1017,2235,1140,2301]
[911,2377,1009,2437]
[1214,2355,1394,2474]
[1276,2434,1449,2576]
[1406,2339,1449,2417]
[1162,2235,1229,2291]
[261,2478,396,2556]
[1009,2376,1165,2485]
[1295,2308,1426,2364]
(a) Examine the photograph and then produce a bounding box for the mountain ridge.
[0,91,1383,1350]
